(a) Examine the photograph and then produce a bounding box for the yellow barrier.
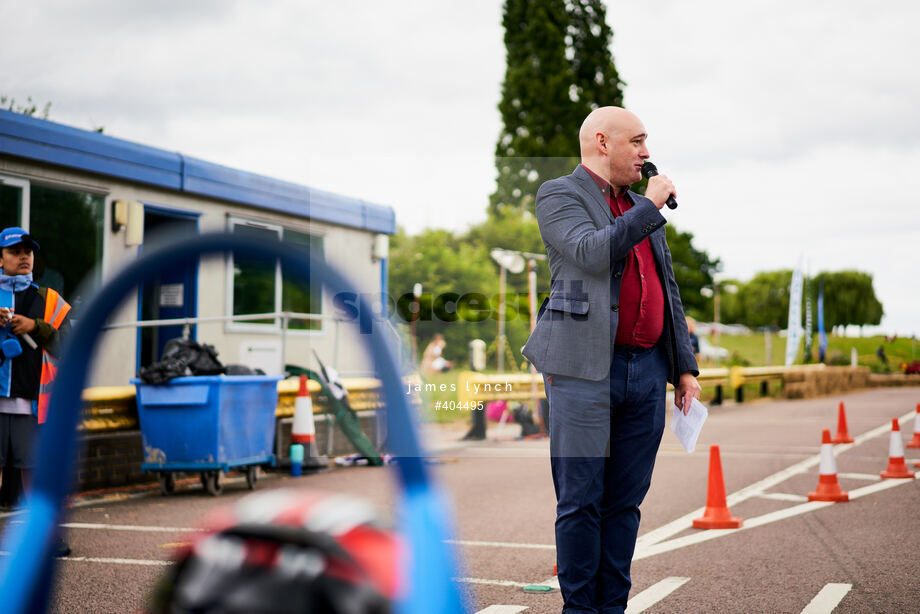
[455,364,833,406]
[80,377,388,433]
[81,364,843,433]
[456,371,546,405]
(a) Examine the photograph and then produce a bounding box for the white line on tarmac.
[58,556,172,566]
[447,539,554,550]
[474,606,528,614]
[478,574,689,614]
[846,475,918,500]
[61,522,200,533]
[633,475,917,561]
[755,492,809,502]
[800,583,852,614]
[0,550,172,567]
[536,575,559,589]
[456,577,531,588]
[837,472,881,481]
[624,576,691,614]
[636,409,915,551]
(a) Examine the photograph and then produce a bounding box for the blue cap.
[0,227,40,251]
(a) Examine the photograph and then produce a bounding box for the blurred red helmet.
[149,489,403,614]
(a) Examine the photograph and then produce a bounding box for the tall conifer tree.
[490,0,624,216]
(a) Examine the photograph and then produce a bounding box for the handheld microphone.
[640,161,678,209]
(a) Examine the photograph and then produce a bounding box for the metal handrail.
[101,310,332,329]
[101,310,354,374]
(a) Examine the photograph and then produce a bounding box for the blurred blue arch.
[0,232,464,614]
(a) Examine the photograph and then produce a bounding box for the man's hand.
[645,174,676,210]
[10,314,37,336]
[675,372,702,416]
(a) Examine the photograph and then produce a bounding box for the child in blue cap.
[0,226,72,556]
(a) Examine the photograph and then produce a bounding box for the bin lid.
[131,375,283,386]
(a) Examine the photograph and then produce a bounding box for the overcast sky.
[3,0,918,337]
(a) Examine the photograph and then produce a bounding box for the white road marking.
[447,539,554,550]
[837,473,881,481]
[535,575,559,589]
[474,606,528,614]
[755,492,809,502]
[634,476,916,560]
[625,576,691,613]
[1,550,172,567]
[58,556,172,566]
[636,409,915,551]
[846,475,918,500]
[456,578,531,588]
[61,522,200,533]
[800,583,852,614]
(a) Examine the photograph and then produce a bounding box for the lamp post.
[411,282,422,364]
[490,249,525,373]
[701,273,737,362]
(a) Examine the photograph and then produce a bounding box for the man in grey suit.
[522,106,701,613]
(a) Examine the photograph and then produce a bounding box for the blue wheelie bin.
[132,374,282,495]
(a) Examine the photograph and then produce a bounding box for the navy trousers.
[546,345,668,614]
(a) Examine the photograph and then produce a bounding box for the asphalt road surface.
[2,386,919,613]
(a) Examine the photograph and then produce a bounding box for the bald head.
[579,107,643,158]
[579,106,649,188]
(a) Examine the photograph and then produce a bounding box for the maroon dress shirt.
[581,165,664,348]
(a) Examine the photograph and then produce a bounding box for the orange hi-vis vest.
[37,288,70,424]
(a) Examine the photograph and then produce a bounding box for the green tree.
[490,0,624,216]
[465,211,549,294]
[716,278,745,325]
[0,95,51,118]
[813,270,883,331]
[387,228,500,365]
[567,0,624,112]
[664,225,720,320]
[735,270,794,329]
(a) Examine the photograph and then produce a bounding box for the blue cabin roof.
[0,109,395,234]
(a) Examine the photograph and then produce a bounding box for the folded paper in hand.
[669,397,708,453]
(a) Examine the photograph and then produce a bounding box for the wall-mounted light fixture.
[372,233,389,262]
[111,199,128,232]
[111,200,144,245]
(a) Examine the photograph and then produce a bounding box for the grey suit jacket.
[522,165,699,384]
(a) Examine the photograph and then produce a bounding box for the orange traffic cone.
[692,445,743,529]
[291,375,327,470]
[906,404,920,449]
[808,430,849,502]
[880,419,915,479]
[831,401,854,444]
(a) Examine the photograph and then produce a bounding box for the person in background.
[876,345,889,372]
[420,333,453,375]
[686,316,701,363]
[0,227,72,556]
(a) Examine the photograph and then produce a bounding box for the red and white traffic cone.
[831,401,854,444]
[692,445,743,529]
[292,375,327,470]
[906,404,920,449]
[880,419,915,479]
[808,430,849,502]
